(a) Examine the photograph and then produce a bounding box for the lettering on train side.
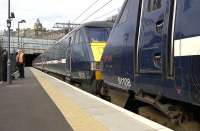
[117,77,131,88]
[102,55,112,62]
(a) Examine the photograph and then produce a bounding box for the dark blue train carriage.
[101,0,200,130]
[33,21,112,93]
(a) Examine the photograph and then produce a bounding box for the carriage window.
[148,0,161,12]
[86,27,111,42]
[63,37,69,46]
[118,4,129,24]
[69,33,75,45]
[115,0,128,25]
[60,43,67,58]
[68,37,72,46]
[79,31,85,44]
[75,31,80,44]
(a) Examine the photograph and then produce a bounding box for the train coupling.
[95,70,102,80]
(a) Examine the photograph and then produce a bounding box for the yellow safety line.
[30,68,108,131]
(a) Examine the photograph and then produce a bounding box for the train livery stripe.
[174,36,200,57]
[35,59,66,65]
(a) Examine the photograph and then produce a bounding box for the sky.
[0,0,125,31]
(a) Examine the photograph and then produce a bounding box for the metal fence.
[0,34,56,80]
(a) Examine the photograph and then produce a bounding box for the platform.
[0,68,173,131]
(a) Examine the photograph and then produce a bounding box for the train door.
[136,0,172,93]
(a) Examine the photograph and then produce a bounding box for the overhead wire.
[80,0,113,23]
[93,8,119,21]
[72,0,100,22]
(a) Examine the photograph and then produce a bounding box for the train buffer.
[0,67,173,131]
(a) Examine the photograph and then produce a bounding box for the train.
[101,0,200,130]
[33,21,112,93]
[33,0,200,130]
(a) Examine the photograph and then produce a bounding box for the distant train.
[101,0,200,130]
[33,21,112,93]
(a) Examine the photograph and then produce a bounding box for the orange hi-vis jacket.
[16,52,24,64]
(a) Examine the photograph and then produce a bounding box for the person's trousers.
[2,64,7,81]
[19,64,24,78]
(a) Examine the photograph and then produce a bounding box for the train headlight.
[91,62,100,71]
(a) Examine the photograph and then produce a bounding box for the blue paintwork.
[175,0,200,39]
[102,0,200,106]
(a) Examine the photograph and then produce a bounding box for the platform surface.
[0,69,73,131]
[0,68,173,131]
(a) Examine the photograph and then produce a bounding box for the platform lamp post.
[17,20,26,47]
[7,0,15,84]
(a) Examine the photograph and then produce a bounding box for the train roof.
[80,21,113,28]
[58,21,113,42]
[69,21,113,35]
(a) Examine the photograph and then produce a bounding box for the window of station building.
[148,0,161,12]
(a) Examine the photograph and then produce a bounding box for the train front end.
[85,25,112,82]
[90,41,107,81]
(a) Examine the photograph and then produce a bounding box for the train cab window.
[148,0,161,12]
[86,27,111,42]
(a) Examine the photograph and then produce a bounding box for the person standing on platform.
[16,49,25,78]
[15,50,20,76]
[2,49,8,81]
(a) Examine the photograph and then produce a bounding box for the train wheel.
[124,94,146,113]
[99,83,111,102]
[65,76,73,84]
[81,80,96,94]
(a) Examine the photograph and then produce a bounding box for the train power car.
[33,21,112,93]
[101,0,200,130]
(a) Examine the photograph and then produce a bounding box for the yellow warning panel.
[91,42,107,61]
